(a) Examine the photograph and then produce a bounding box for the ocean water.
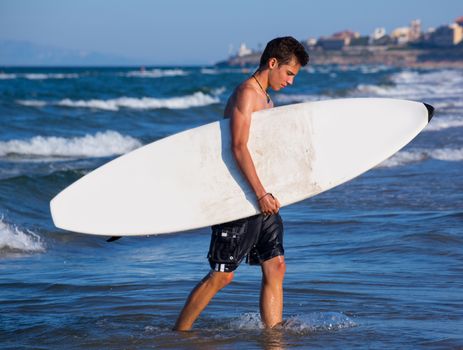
[0,65,462,349]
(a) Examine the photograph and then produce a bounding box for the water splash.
[282,312,357,333]
[0,218,45,255]
[228,312,356,334]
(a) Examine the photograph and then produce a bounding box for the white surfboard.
[50,98,434,236]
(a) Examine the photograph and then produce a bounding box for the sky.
[1,0,462,65]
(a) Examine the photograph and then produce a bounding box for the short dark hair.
[259,36,309,68]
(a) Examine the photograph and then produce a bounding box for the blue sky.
[1,0,462,65]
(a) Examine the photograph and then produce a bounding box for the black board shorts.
[207,213,284,273]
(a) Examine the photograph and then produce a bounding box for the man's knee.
[272,258,286,278]
[210,271,234,290]
[263,256,286,281]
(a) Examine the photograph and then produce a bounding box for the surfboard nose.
[423,103,434,122]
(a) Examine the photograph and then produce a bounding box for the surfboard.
[50,98,434,236]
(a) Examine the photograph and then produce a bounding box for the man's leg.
[260,255,286,328]
[174,270,234,331]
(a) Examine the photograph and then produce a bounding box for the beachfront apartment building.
[427,22,463,47]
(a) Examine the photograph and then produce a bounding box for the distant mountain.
[0,40,138,66]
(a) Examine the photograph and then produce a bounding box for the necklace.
[252,74,271,104]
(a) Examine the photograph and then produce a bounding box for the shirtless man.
[174,37,309,331]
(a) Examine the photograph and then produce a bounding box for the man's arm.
[229,87,280,215]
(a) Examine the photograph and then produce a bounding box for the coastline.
[217,46,463,69]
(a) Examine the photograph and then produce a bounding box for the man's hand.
[258,193,280,216]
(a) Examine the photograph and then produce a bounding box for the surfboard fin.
[423,103,434,122]
[107,236,122,242]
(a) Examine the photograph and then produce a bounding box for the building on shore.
[316,37,345,50]
[427,22,463,47]
[369,28,394,46]
[304,37,318,49]
[391,27,412,45]
[317,30,359,50]
[237,43,252,57]
[216,15,463,67]
[409,19,422,41]
[390,19,421,45]
[371,27,386,41]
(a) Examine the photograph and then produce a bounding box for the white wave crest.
[0,218,45,254]
[200,68,249,75]
[229,312,356,333]
[200,68,220,75]
[432,100,463,110]
[124,68,188,78]
[1,72,79,80]
[0,73,17,79]
[0,131,141,159]
[429,148,463,161]
[56,92,219,111]
[354,69,463,102]
[379,147,463,168]
[306,65,390,75]
[24,73,79,80]
[211,86,226,96]
[425,115,463,131]
[16,100,47,107]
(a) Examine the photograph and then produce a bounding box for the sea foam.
[355,69,463,101]
[0,218,45,255]
[200,68,249,75]
[124,68,188,78]
[1,73,79,80]
[0,131,141,159]
[53,92,219,111]
[16,100,47,107]
[379,147,463,168]
[425,115,463,131]
[228,312,356,333]
[23,73,79,80]
[0,73,17,80]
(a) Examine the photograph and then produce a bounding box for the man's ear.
[268,58,278,69]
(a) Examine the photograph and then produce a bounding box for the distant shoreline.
[216,46,463,69]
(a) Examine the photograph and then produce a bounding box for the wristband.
[258,192,273,201]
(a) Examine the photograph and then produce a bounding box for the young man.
[174,37,309,331]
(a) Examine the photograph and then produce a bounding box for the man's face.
[268,57,302,91]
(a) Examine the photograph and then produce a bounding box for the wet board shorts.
[207,213,284,273]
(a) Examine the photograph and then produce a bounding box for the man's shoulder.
[225,78,264,118]
[235,80,259,100]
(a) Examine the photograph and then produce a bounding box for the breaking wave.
[0,73,17,80]
[24,73,80,80]
[0,131,141,159]
[354,69,463,101]
[305,65,391,75]
[123,68,188,78]
[17,92,220,111]
[0,218,45,256]
[0,73,79,80]
[200,68,250,75]
[379,147,463,168]
[16,100,47,107]
[425,115,463,131]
